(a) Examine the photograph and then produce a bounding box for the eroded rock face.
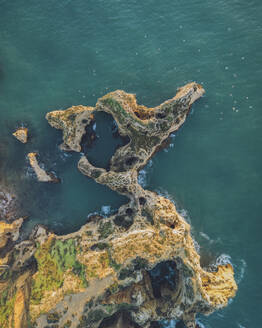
[0,83,237,328]
[12,127,28,144]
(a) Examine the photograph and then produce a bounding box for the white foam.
[138,169,147,187]
[216,254,232,266]
[137,160,153,187]
[235,259,247,284]
[200,232,211,241]
[101,205,111,215]
[238,324,246,328]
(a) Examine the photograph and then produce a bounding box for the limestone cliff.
[0,83,237,328]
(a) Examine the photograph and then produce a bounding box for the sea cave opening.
[148,260,179,299]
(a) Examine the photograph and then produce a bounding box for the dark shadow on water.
[199,248,218,270]
[81,112,130,170]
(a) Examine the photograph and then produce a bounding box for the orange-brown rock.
[46,105,94,152]
[12,127,28,143]
[13,271,32,328]
[0,218,23,250]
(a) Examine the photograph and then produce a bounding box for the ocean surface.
[0,0,261,327]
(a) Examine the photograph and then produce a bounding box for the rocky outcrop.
[0,218,23,249]
[12,128,28,144]
[0,83,237,328]
[46,105,94,152]
[47,82,205,173]
[27,152,59,183]
[26,193,236,328]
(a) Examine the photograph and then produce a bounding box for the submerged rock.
[12,127,28,143]
[0,188,18,221]
[27,152,60,183]
[1,83,237,328]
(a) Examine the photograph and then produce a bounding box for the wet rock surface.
[0,83,237,328]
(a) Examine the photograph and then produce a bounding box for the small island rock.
[12,127,28,143]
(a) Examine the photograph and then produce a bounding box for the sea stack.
[27,152,59,183]
[12,127,28,143]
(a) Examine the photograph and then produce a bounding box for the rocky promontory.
[0,83,237,328]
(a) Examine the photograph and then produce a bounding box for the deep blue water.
[0,0,261,327]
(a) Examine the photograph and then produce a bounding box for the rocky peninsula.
[0,82,237,328]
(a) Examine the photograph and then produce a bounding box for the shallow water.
[0,0,262,326]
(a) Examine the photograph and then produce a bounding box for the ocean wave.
[216,254,232,266]
[138,169,147,187]
[155,188,175,202]
[199,231,222,245]
[160,319,206,328]
[163,133,176,153]
[138,159,153,187]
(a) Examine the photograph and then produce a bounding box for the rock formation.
[12,127,28,143]
[0,83,237,328]
[27,152,60,183]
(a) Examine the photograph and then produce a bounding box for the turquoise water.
[0,0,261,326]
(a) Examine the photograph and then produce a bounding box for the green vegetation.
[107,250,121,271]
[47,311,60,323]
[141,209,154,225]
[0,267,10,282]
[101,97,147,127]
[0,285,16,328]
[30,238,88,305]
[132,257,149,270]
[98,221,114,239]
[129,126,161,152]
[63,320,72,328]
[118,266,136,280]
[103,304,115,315]
[77,309,108,327]
[93,242,109,250]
